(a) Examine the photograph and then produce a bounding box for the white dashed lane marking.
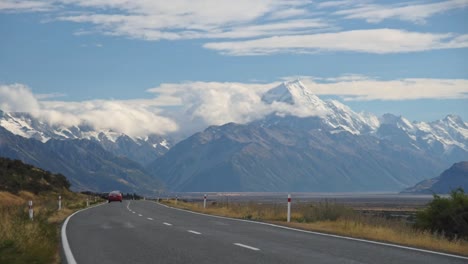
[187,230,201,235]
[163,222,172,226]
[234,243,260,251]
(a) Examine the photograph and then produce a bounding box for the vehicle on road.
[108,191,123,203]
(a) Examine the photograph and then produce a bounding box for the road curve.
[62,200,467,264]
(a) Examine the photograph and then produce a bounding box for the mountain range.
[0,80,467,193]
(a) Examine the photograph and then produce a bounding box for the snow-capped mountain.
[262,80,379,135]
[148,80,466,192]
[1,80,467,193]
[0,109,172,165]
[262,80,468,157]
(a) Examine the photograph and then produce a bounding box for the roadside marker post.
[28,200,33,220]
[58,195,62,211]
[175,195,178,205]
[287,194,291,223]
[86,198,89,207]
[203,194,207,209]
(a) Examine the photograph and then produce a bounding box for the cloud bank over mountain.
[1,76,467,137]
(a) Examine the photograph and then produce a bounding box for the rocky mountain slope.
[0,110,172,166]
[148,80,467,192]
[403,161,468,194]
[0,126,162,194]
[1,80,467,192]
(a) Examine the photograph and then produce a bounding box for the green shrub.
[415,188,468,239]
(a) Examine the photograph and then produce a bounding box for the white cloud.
[40,99,178,137]
[298,76,468,101]
[334,0,468,24]
[0,84,41,113]
[0,0,53,12]
[54,0,318,41]
[148,82,276,132]
[203,29,468,55]
[1,78,467,137]
[3,0,467,56]
[147,77,468,134]
[0,83,178,137]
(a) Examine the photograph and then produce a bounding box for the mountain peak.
[442,114,466,128]
[262,79,323,106]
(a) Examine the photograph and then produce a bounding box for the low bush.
[415,188,468,240]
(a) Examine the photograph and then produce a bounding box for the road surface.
[62,200,467,264]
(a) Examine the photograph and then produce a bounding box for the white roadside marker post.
[86,198,89,207]
[28,200,33,220]
[287,194,291,223]
[203,194,207,209]
[175,195,178,205]
[58,195,62,211]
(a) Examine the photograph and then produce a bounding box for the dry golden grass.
[162,199,468,257]
[0,191,104,264]
[282,220,468,256]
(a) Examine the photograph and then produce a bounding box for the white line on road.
[62,202,107,264]
[188,230,201,235]
[234,243,260,251]
[132,211,135,214]
[147,218,153,220]
[157,202,468,260]
[138,214,142,217]
[163,222,172,226]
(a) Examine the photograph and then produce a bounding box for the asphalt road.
[62,200,468,264]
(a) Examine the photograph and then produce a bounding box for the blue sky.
[0,0,467,136]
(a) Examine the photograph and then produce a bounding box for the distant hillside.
[403,161,468,194]
[0,127,163,194]
[148,119,445,192]
[0,157,70,194]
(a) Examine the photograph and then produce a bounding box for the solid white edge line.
[61,202,107,264]
[234,243,260,251]
[188,230,202,235]
[152,201,468,260]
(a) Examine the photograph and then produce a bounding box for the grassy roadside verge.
[0,191,103,264]
[160,199,468,256]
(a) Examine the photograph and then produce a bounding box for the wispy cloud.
[297,76,468,101]
[0,0,53,13]
[203,29,468,55]
[2,1,467,56]
[334,0,468,24]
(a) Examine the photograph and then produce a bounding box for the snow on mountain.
[1,80,466,159]
[261,80,468,154]
[0,109,172,163]
[262,80,378,135]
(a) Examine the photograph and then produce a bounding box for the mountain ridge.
[1,80,467,192]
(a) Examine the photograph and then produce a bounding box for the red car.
[108,191,123,203]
